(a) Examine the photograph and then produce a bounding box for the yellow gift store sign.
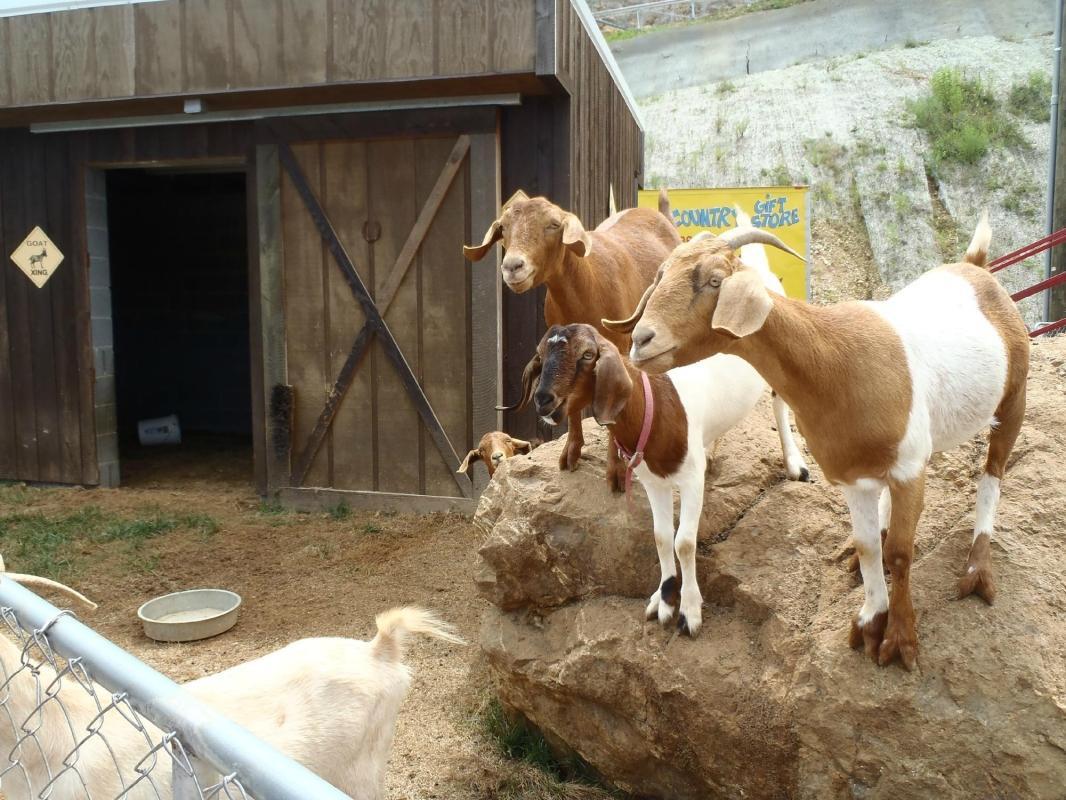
[638,187,810,300]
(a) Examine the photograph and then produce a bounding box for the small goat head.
[463,190,593,294]
[503,324,632,428]
[457,431,533,477]
[603,227,802,372]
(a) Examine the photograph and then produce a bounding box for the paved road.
[611,0,1055,98]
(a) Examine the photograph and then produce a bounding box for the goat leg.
[606,432,626,494]
[558,405,585,472]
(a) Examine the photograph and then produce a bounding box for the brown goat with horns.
[464,190,680,490]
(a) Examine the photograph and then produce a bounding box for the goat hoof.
[657,602,675,626]
[958,565,996,604]
[676,613,700,638]
[645,592,661,621]
[798,466,810,482]
[877,616,918,671]
[849,610,888,662]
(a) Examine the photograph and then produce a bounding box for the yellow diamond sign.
[10,226,64,289]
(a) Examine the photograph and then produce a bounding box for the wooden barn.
[0,0,644,511]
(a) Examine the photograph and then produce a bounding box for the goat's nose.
[632,326,656,350]
[502,256,525,275]
[534,390,556,411]
[491,451,504,462]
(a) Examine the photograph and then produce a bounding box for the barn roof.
[0,0,642,132]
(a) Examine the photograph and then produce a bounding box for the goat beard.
[539,403,567,427]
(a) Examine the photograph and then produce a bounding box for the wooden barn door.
[263,132,498,508]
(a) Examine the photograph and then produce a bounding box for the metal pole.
[1047,0,1065,323]
[0,580,351,800]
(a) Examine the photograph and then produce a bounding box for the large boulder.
[476,339,1066,800]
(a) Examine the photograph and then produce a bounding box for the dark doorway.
[106,168,252,487]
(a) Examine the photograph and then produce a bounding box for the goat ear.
[592,340,633,426]
[497,354,542,412]
[457,450,479,474]
[562,214,592,258]
[464,220,502,262]
[711,269,773,338]
[509,437,532,454]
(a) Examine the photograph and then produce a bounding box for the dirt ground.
[0,438,521,800]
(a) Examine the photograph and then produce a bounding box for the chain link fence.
[0,578,351,800]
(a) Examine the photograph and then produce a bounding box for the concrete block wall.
[86,169,119,488]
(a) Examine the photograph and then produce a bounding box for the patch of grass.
[1003,176,1042,220]
[328,503,351,521]
[481,699,619,797]
[0,483,31,507]
[852,138,886,158]
[734,117,749,141]
[257,500,287,515]
[0,507,218,579]
[361,522,383,534]
[812,182,836,205]
[904,38,927,49]
[716,80,736,96]
[1008,71,1052,123]
[761,162,794,186]
[908,68,1026,168]
[803,135,847,178]
[891,192,911,217]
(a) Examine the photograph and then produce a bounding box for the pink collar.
[615,371,654,501]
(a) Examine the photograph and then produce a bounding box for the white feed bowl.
[137,589,242,642]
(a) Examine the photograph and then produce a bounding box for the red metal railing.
[987,227,1066,337]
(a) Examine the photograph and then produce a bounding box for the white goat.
[611,215,1029,670]
[513,233,809,637]
[0,569,461,799]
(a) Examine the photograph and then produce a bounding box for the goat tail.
[370,606,464,663]
[3,574,98,610]
[964,210,991,268]
[658,187,675,225]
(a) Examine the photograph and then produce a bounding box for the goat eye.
[581,351,595,360]
[547,221,561,230]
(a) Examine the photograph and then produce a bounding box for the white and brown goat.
[606,215,1029,670]
[457,431,535,478]
[464,191,681,489]
[510,313,809,637]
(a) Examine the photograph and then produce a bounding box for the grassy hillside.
[642,34,1054,323]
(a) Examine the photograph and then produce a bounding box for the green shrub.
[908,68,1025,167]
[1008,71,1052,123]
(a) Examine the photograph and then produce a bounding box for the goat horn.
[3,574,98,609]
[603,279,656,333]
[717,226,805,261]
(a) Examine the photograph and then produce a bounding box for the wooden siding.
[0,0,536,109]
[497,2,644,440]
[556,0,642,223]
[278,136,473,496]
[0,123,251,485]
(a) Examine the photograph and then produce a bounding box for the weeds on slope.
[908,68,1026,168]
